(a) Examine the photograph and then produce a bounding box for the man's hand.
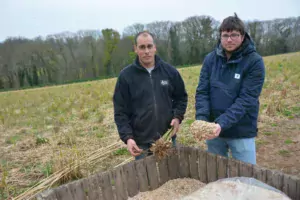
[206,123,221,140]
[170,118,180,137]
[127,139,142,156]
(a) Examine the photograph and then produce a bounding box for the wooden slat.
[145,156,159,190]
[54,185,73,200]
[36,189,58,200]
[189,147,199,180]
[296,177,300,200]
[81,178,90,199]
[198,149,207,183]
[157,156,169,185]
[167,151,179,179]
[283,173,289,195]
[179,147,190,178]
[217,155,228,179]
[114,166,128,200]
[227,158,239,178]
[99,172,114,200]
[87,174,102,200]
[67,180,87,200]
[135,159,149,192]
[288,175,299,200]
[239,162,253,178]
[253,165,267,184]
[266,169,274,186]
[266,169,284,192]
[124,161,138,197]
[108,170,116,198]
[283,174,299,200]
[206,152,217,183]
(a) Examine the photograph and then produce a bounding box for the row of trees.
[1,15,299,90]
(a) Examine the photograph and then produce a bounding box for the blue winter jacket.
[195,33,265,138]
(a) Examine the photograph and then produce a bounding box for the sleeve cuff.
[122,135,134,144]
[173,115,183,124]
[195,115,209,122]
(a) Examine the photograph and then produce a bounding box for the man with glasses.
[113,31,188,159]
[195,13,265,165]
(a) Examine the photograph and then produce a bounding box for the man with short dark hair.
[195,13,265,165]
[113,31,188,159]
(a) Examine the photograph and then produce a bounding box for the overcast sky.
[1,0,299,41]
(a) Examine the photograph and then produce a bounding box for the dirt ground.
[256,117,300,176]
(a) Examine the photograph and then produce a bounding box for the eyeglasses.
[221,33,241,40]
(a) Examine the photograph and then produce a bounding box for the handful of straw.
[190,120,216,141]
[150,128,174,160]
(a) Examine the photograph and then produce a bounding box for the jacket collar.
[133,55,162,71]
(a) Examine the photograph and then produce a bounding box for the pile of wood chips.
[128,178,206,200]
[190,120,216,141]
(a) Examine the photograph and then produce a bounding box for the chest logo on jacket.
[234,73,241,79]
[160,80,169,86]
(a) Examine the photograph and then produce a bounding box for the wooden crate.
[36,146,300,200]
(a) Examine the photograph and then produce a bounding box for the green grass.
[263,132,279,136]
[113,148,130,156]
[5,135,22,144]
[256,139,269,146]
[284,139,293,144]
[278,149,290,156]
[36,135,49,145]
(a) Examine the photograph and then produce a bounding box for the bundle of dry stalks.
[13,141,124,200]
[150,128,174,160]
[190,120,216,141]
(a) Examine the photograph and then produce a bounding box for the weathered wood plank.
[167,151,179,179]
[87,174,102,200]
[36,189,58,200]
[179,147,190,178]
[54,185,73,200]
[80,178,90,199]
[198,149,208,183]
[157,156,169,185]
[124,161,138,197]
[135,159,149,192]
[206,152,217,183]
[217,155,228,179]
[145,156,159,190]
[296,177,300,200]
[227,158,239,178]
[253,165,267,184]
[283,174,299,200]
[239,162,253,178]
[99,172,114,200]
[67,180,88,200]
[189,147,199,180]
[114,166,128,200]
[266,169,284,192]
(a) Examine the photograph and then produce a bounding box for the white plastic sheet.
[181,177,291,200]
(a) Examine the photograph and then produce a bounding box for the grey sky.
[1,0,299,41]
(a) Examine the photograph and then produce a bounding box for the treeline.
[0,15,299,90]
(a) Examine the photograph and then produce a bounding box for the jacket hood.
[216,32,256,60]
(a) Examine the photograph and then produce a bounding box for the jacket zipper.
[149,72,158,137]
